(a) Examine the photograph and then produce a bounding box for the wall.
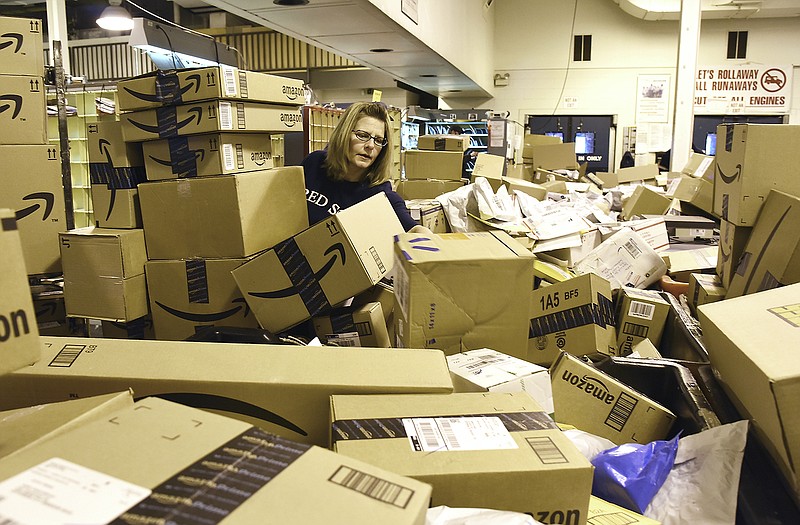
[467,0,800,165]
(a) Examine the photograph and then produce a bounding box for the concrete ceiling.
[202,0,491,99]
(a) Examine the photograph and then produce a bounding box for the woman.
[302,102,426,232]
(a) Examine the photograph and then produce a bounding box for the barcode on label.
[329,466,414,509]
[222,143,235,171]
[417,420,445,450]
[622,239,642,259]
[438,419,462,450]
[526,436,568,464]
[48,344,84,367]
[628,300,655,320]
[219,101,233,129]
[222,66,237,96]
[606,392,637,432]
[622,322,649,338]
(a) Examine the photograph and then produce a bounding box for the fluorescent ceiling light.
[128,18,238,68]
[97,1,134,32]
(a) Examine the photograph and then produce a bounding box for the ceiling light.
[419,74,438,78]
[97,0,134,31]
[273,0,310,5]
[369,48,394,53]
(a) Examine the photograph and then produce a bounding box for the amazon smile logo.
[0,33,22,53]
[15,192,54,221]
[123,73,201,103]
[249,243,346,299]
[716,163,742,185]
[148,148,205,168]
[155,297,250,323]
[0,94,22,119]
[127,107,202,136]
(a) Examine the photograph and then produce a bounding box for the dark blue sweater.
[301,150,417,231]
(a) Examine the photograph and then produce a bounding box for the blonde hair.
[324,102,393,186]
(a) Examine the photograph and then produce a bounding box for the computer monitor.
[401,121,419,150]
[574,131,595,154]
[705,133,717,155]
[545,131,564,141]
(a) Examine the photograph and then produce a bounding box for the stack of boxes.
[0,16,65,277]
[397,134,466,200]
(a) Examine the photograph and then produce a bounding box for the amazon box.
[614,288,670,355]
[393,231,534,359]
[521,134,562,160]
[0,144,66,274]
[0,209,40,375]
[312,302,390,348]
[528,273,617,366]
[233,193,403,333]
[87,120,144,167]
[146,257,258,341]
[717,219,751,289]
[727,190,800,298]
[0,336,453,448]
[665,175,714,216]
[417,134,470,152]
[394,179,463,200]
[0,74,46,145]
[120,101,303,142]
[621,185,671,220]
[405,199,448,233]
[0,397,432,525]
[0,16,44,77]
[616,164,659,184]
[698,283,800,500]
[403,150,463,181]
[550,352,676,445]
[331,392,592,521]
[59,227,148,322]
[116,67,306,111]
[139,167,307,260]
[142,133,276,180]
[33,295,73,337]
[688,273,725,314]
[528,143,578,171]
[503,177,548,201]
[713,124,800,226]
[446,348,554,413]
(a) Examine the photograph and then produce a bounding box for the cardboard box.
[629,339,663,359]
[417,134,470,152]
[116,67,306,111]
[312,302,390,348]
[59,227,148,322]
[713,124,800,226]
[588,496,661,525]
[352,280,394,323]
[522,134,563,160]
[697,283,800,499]
[617,164,660,184]
[331,392,592,520]
[592,172,619,188]
[0,144,66,274]
[405,199,448,233]
[403,150,463,181]
[0,391,133,460]
[233,193,403,333]
[146,257,259,341]
[395,179,463,200]
[471,152,506,189]
[446,348,553,413]
[0,336,453,447]
[717,219,752,289]
[87,120,144,167]
[99,316,155,340]
[139,167,308,260]
[535,229,602,268]
[615,288,670,355]
[0,397,432,525]
[503,177,547,201]
[680,152,715,180]
[90,184,143,229]
[663,246,718,282]
[665,175,714,215]
[142,133,278,180]
[727,190,800,298]
[393,231,534,359]
[0,74,46,145]
[550,352,676,444]
[0,16,44,77]
[688,273,725,314]
[529,143,578,170]
[505,163,534,182]
[621,185,672,220]
[574,227,668,290]
[528,273,617,366]
[33,294,73,337]
[0,209,40,375]
[120,101,303,142]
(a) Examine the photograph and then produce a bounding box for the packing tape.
[186,259,210,304]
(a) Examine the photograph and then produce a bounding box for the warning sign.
[694,64,792,115]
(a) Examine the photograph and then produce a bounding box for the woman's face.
[345,116,385,181]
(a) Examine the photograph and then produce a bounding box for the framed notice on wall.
[636,75,670,124]
[402,0,419,24]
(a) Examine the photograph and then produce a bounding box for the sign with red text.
[695,65,792,114]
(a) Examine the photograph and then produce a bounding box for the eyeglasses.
[352,129,388,147]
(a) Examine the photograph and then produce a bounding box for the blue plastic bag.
[591,433,680,513]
